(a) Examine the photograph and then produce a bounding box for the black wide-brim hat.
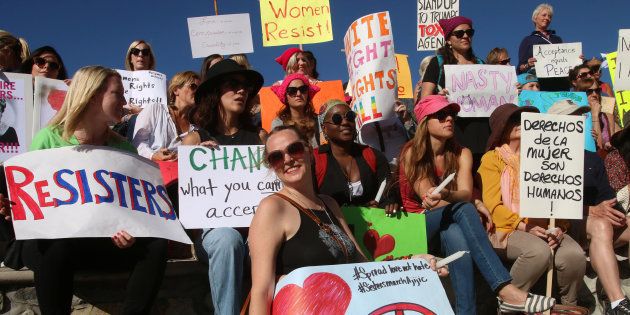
[486,103,539,151]
[194,59,264,104]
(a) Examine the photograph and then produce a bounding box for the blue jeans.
[425,202,512,314]
[196,228,247,315]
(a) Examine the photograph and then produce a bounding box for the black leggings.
[22,237,167,315]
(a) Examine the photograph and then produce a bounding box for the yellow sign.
[395,54,413,99]
[260,0,333,47]
[606,51,630,127]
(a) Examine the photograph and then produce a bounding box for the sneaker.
[608,297,630,315]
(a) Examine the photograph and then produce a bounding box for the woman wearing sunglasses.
[576,78,615,151]
[270,73,320,147]
[486,47,512,66]
[20,45,68,81]
[478,103,586,308]
[125,40,156,72]
[398,95,555,314]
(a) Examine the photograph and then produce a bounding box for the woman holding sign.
[20,46,68,80]
[398,95,555,314]
[517,4,562,75]
[477,103,586,306]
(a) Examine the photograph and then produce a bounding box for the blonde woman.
[0,30,29,71]
[124,39,156,71]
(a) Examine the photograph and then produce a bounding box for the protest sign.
[444,64,517,117]
[0,72,33,161]
[344,11,397,133]
[3,146,191,243]
[187,14,254,58]
[33,76,67,135]
[273,259,454,314]
[358,120,408,162]
[259,80,345,132]
[606,51,630,127]
[157,161,178,187]
[259,0,332,46]
[116,70,167,108]
[178,145,281,228]
[602,96,616,115]
[342,207,427,261]
[519,90,596,152]
[614,29,630,91]
[519,113,584,219]
[395,54,413,99]
[416,0,459,51]
[533,42,582,78]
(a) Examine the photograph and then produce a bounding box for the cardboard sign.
[602,96,616,115]
[260,0,333,46]
[395,54,413,99]
[187,14,254,58]
[606,51,630,127]
[444,64,518,117]
[3,146,191,243]
[33,77,67,135]
[342,207,427,261]
[273,259,454,314]
[178,145,281,228]
[614,29,630,91]
[518,90,596,152]
[260,80,345,132]
[0,72,33,161]
[417,0,459,51]
[344,11,397,133]
[519,113,584,219]
[533,42,582,78]
[116,70,167,108]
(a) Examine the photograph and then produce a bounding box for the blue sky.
[2,0,629,86]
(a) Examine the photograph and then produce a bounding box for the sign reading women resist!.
[115,70,167,108]
[444,64,517,117]
[416,0,459,51]
[614,29,630,91]
[260,0,332,46]
[533,42,582,78]
[33,76,67,135]
[187,14,254,58]
[3,146,191,243]
[273,259,453,314]
[178,145,282,228]
[519,113,584,219]
[0,72,33,161]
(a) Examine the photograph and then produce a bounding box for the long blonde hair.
[124,40,156,71]
[49,66,121,140]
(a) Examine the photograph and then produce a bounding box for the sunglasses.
[130,48,151,56]
[34,57,60,70]
[498,58,511,65]
[586,87,602,95]
[186,83,198,91]
[222,79,250,93]
[451,29,475,39]
[577,71,593,79]
[430,109,458,122]
[287,85,309,97]
[325,111,357,125]
[266,141,307,169]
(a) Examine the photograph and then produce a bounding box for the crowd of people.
[0,2,629,314]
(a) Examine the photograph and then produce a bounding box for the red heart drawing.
[363,229,396,259]
[273,272,351,315]
[47,89,67,111]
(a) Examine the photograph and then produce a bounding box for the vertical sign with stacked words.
[178,145,281,228]
[187,14,254,58]
[533,42,582,78]
[272,259,454,314]
[259,0,333,46]
[519,113,584,219]
[115,70,168,108]
[33,77,67,134]
[614,29,630,91]
[416,0,459,51]
[0,72,33,161]
[606,51,630,126]
[444,65,518,117]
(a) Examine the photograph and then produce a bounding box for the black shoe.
[608,297,630,315]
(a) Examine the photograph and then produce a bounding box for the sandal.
[498,293,555,313]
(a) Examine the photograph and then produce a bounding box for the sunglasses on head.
[34,57,60,70]
[498,58,511,65]
[287,85,309,97]
[451,29,475,39]
[577,71,593,79]
[586,87,602,95]
[130,48,151,56]
[325,111,357,125]
[266,141,306,169]
[430,109,458,122]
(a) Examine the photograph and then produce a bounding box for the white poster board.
[33,77,67,135]
[4,146,191,243]
[417,0,459,51]
[273,259,453,314]
[614,29,630,91]
[445,64,518,117]
[115,70,167,108]
[519,113,584,219]
[0,72,33,161]
[533,42,582,78]
[187,14,254,58]
[178,145,281,228]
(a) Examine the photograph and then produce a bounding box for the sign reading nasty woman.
[115,70,167,108]
[533,42,582,78]
[444,64,517,117]
[272,259,453,314]
[3,146,191,243]
[519,113,584,219]
[178,145,282,229]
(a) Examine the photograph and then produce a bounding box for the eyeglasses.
[286,85,309,97]
[222,79,250,93]
[577,71,593,79]
[325,111,357,125]
[130,48,151,56]
[429,109,458,122]
[451,29,475,39]
[33,57,60,70]
[266,141,307,169]
[586,88,602,95]
[498,58,511,65]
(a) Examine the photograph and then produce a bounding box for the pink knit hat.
[275,47,302,71]
[271,73,320,103]
[414,95,460,122]
[438,16,473,38]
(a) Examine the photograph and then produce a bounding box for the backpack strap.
[436,55,444,90]
[312,147,328,188]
